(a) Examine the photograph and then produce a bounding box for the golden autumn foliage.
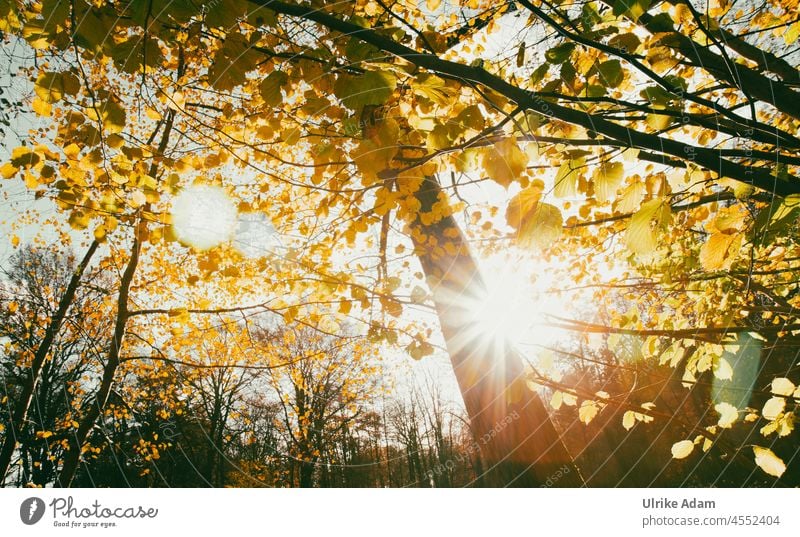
[1,0,799,486]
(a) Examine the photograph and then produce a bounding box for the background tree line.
[3,245,796,486]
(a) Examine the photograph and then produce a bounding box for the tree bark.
[56,232,141,487]
[409,176,584,487]
[298,459,314,488]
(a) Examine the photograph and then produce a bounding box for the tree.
[0,245,109,485]
[2,0,800,485]
[179,324,264,487]
[255,324,380,487]
[226,394,284,487]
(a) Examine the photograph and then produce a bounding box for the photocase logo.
[20,497,45,525]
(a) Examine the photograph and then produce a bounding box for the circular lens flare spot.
[234,212,282,258]
[171,185,238,250]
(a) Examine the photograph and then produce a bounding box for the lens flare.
[469,269,532,345]
[170,185,238,250]
[234,212,282,258]
[467,259,569,349]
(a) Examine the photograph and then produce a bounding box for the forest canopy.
[0,0,799,487]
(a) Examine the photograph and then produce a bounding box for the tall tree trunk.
[56,110,173,488]
[56,232,141,487]
[298,457,314,487]
[0,240,99,485]
[409,176,583,487]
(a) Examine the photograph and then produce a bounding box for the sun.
[170,185,239,250]
[469,268,533,344]
[467,253,573,350]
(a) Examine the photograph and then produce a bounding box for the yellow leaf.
[579,400,600,424]
[482,138,528,188]
[146,106,163,120]
[334,71,396,110]
[455,105,485,132]
[682,368,696,388]
[553,157,585,198]
[713,357,733,380]
[101,98,127,134]
[646,113,672,130]
[130,190,147,208]
[616,181,644,213]
[659,341,683,367]
[407,340,433,360]
[0,162,18,179]
[63,143,80,160]
[774,414,795,437]
[622,410,636,430]
[108,170,128,185]
[671,439,694,459]
[68,211,90,230]
[106,133,125,149]
[771,377,796,396]
[339,300,352,315]
[11,146,39,167]
[715,402,738,428]
[506,181,542,226]
[593,161,624,202]
[700,232,742,271]
[752,446,786,478]
[550,391,563,410]
[697,350,713,373]
[259,70,289,107]
[709,205,747,233]
[410,285,428,304]
[24,172,39,190]
[167,90,184,111]
[352,118,400,183]
[31,97,52,116]
[646,47,678,72]
[762,397,785,421]
[785,21,800,45]
[507,194,563,249]
[93,226,107,242]
[34,71,80,103]
[626,197,670,254]
[380,296,403,318]
[10,234,20,247]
